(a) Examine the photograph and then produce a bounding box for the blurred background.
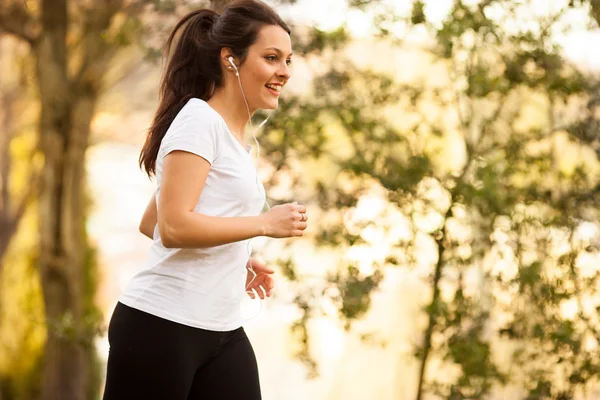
[1,0,600,399]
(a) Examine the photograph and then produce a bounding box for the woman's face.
[237,24,292,111]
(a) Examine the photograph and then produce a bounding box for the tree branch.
[590,0,600,27]
[72,0,128,92]
[0,1,38,44]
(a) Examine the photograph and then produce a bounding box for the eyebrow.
[265,47,293,57]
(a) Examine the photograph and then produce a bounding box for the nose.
[278,62,291,81]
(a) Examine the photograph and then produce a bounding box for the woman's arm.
[158,150,268,248]
[139,194,157,239]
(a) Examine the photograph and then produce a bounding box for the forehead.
[251,25,292,56]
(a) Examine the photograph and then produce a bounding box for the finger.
[296,213,307,222]
[294,222,308,230]
[261,284,272,297]
[249,278,262,289]
[295,204,307,213]
[248,264,273,276]
[293,230,304,237]
[261,282,271,295]
[265,276,275,290]
[249,258,263,267]
[250,261,275,274]
[258,287,265,299]
[247,290,256,299]
[260,275,273,288]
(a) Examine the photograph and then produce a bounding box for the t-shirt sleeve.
[160,106,221,165]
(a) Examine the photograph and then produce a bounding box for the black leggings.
[102,302,261,400]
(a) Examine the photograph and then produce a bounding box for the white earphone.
[227,54,274,320]
[226,54,271,212]
[228,56,239,76]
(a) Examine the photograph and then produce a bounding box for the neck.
[207,83,255,143]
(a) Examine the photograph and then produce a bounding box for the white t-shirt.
[119,98,266,331]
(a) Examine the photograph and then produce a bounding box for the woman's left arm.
[139,194,158,239]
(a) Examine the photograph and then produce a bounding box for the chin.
[260,100,279,110]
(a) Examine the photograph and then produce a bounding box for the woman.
[102,1,307,398]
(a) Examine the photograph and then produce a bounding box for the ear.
[220,47,237,71]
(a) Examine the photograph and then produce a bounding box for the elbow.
[158,220,180,248]
[139,222,154,239]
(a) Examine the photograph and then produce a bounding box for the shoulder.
[176,98,224,130]
[160,98,225,163]
[164,98,226,143]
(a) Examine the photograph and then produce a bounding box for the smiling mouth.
[265,84,281,96]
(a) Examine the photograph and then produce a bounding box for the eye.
[286,59,292,66]
[265,55,277,62]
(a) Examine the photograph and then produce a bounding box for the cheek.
[240,61,275,101]
[244,70,268,97]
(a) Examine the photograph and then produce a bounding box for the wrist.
[256,215,268,237]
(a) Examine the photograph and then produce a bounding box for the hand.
[245,258,275,299]
[261,202,308,238]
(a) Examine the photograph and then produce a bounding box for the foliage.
[261,1,600,399]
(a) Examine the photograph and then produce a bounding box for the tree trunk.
[415,252,444,400]
[415,206,453,400]
[37,91,96,400]
[2,0,125,397]
[36,80,98,400]
[34,1,95,398]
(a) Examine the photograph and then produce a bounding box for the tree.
[261,0,600,398]
[0,1,171,398]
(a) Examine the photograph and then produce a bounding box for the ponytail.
[139,9,219,176]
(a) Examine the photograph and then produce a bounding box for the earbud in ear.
[227,56,239,76]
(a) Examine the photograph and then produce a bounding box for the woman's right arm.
[158,150,307,249]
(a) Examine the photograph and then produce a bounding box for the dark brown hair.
[139,0,291,176]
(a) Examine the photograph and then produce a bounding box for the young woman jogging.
[103,1,306,398]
